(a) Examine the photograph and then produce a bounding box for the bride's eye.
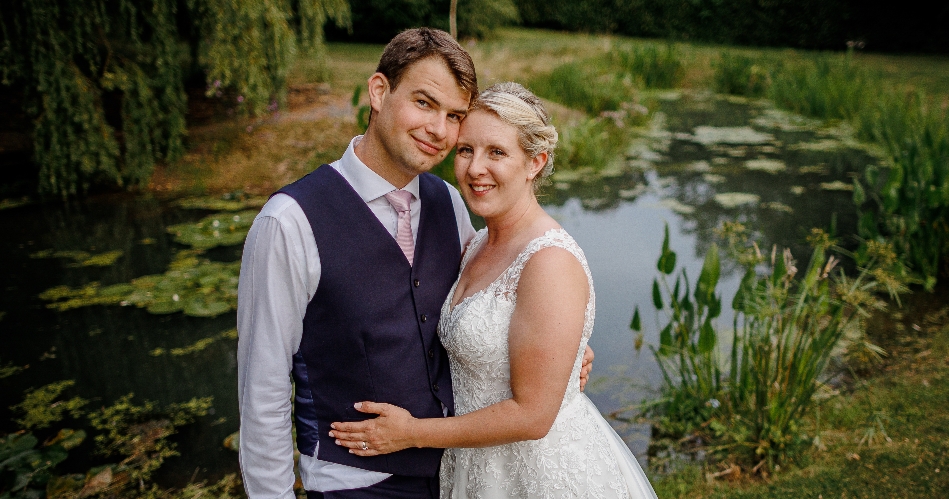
[457,146,473,156]
[490,148,506,158]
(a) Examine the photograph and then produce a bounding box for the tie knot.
[384,190,413,213]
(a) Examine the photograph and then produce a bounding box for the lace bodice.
[439,228,595,417]
[437,228,648,498]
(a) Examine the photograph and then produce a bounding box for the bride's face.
[454,110,545,220]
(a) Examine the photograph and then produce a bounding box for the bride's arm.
[330,246,589,454]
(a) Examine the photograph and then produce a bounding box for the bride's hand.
[329,402,417,456]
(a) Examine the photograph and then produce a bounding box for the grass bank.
[652,286,949,498]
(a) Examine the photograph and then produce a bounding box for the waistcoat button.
[428,349,434,358]
[420,314,427,323]
[414,279,420,287]
[432,383,439,392]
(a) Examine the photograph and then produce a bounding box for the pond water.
[0,91,876,480]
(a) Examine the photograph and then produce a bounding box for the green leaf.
[695,243,721,305]
[852,178,866,206]
[652,279,663,310]
[629,308,642,331]
[659,324,673,355]
[662,250,677,275]
[698,319,716,353]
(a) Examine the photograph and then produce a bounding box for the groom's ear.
[367,73,390,116]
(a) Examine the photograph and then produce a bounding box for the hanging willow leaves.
[1,0,350,198]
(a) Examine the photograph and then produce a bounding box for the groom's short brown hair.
[376,28,478,102]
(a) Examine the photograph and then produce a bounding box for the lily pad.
[30,249,123,267]
[659,198,696,215]
[702,173,726,184]
[762,201,794,213]
[744,159,786,174]
[688,160,711,172]
[151,328,238,357]
[750,108,822,131]
[714,192,760,208]
[791,139,844,152]
[167,210,258,249]
[790,186,806,195]
[819,180,854,192]
[40,252,239,318]
[690,126,774,146]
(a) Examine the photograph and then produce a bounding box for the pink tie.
[384,190,415,266]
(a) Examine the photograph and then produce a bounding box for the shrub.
[529,61,628,114]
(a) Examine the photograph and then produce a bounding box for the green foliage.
[614,44,684,89]
[174,192,268,211]
[713,53,770,97]
[39,249,240,317]
[339,0,517,41]
[11,381,88,430]
[640,223,910,471]
[166,210,258,249]
[714,49,949,286]
[515,0,946,53]
[1,0,350,198]
[854,94,949,289]
[529,61,628,114]
[351,86,370,133]
[556,118,626,172]
[1,385,237,499]
[30,249,123,268]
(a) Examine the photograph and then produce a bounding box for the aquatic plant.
[614,44,684,89]
[1,382,239,499]
[854,93,949,289]
[39,251,240,318]
[633,223,909,471]
[30,249,123,267]
[167,210,258,249]
[556,118,627,172]
[150,329,238,357]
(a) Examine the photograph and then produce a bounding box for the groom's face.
[367,57,471,184]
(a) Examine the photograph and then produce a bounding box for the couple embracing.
[237,28,658,499]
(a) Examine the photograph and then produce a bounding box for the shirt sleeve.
[446,181,477,249]
[237,208,315,499]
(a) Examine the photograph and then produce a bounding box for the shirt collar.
[338,136,420,203]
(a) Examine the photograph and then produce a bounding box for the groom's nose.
[425,114,449,141]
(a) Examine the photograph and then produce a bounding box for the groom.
[237,28,591,499]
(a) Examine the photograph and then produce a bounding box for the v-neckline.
[446,228,564,315]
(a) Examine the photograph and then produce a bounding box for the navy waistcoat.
[277,165,460,477]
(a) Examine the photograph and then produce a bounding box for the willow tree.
[0,0,349,198]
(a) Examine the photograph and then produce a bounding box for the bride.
[329,82,658,499]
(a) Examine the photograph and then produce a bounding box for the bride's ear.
[528,152,548,180]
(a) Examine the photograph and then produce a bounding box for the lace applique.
[438,229,632,498]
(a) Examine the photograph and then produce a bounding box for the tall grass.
[613,44,684,89]
[713,53,769,97]
[528,61,627,114]
[634,223,908,471]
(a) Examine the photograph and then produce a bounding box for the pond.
[0,91,877,480]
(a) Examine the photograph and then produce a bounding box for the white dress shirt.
[237,136,476,498]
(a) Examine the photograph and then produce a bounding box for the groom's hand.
[580,345,594,392]
[329,401,416,456]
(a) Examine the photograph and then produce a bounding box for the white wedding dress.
[437,228,658,499]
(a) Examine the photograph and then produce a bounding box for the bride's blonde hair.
[470,82,558,190]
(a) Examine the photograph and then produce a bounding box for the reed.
[634,224,908,470]
[613,43,684,89]
[528,61,627,114]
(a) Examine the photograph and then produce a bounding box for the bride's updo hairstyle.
[470,82,558,191]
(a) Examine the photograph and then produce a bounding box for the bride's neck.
[483,198,544,247]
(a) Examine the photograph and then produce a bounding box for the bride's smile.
[454,110,546,221]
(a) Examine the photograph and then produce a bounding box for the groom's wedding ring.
[360,441,369,451]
